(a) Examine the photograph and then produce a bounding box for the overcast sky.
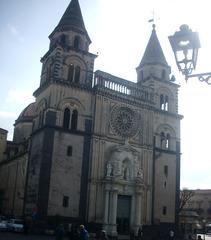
[1,0,211,190]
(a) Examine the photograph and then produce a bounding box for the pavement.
[2,233,211,240]
[0,232,69,240]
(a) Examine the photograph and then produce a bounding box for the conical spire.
[139,24,168,67]
[50,0,90,40]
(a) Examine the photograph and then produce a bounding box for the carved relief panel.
[105,145,144,183]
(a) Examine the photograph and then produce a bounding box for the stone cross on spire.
[148,10,160,29]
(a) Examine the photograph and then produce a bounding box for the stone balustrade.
[93,70,154,103]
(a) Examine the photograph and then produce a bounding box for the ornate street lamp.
[169,24,211,84]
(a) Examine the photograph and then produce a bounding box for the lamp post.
[169,24,211,84]
[202,219,206,240]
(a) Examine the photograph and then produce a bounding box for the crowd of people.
[25,220,201,240]
[54,225,179,240]
[55,223,108,240]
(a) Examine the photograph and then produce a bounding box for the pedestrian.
[100,230,108,240]
[188,234,193,240]
[169,230,175,240]
[23,219,29,235]
[68,223,78,240]
[198,236,203,240]
[130,229,135,240]
[138,227,143,240]
[67,223,72,240]
[55,223,65,240]
[79,225,89,240]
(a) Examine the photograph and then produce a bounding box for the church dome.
[15,102,36,125]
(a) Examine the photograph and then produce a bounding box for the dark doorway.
[0,190,4,214]
[117,195,131,234]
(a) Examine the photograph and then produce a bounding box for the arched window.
[38,112,42,127]
[163,206,167,215]
[160,132,165,148]
[63,108,70,129]
[68,65,74,82]
[46,65,51,82]
[74,66,80,83]
[166,133,170,149]
[140,70,144,81]
[165,96,169,111]
[74,36,80,49]
[38,111,44,127]
[67,146,73,156]
[160,94,165,110]
[164,165,168,177]
[160,94,169,111]
[71,109,78,130]
[162,69,166,80]
[60,34,66,46]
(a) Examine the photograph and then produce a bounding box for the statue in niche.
[111,152,121,176]
[137,168,144,180]
[123,167,130,180]
[113,161,121,176]
[106,162,113,177]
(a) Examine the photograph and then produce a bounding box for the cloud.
[7,23,24,43]
[0,111,16,118]
[6,89,34,104]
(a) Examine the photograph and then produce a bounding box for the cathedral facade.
[0,0,182,236]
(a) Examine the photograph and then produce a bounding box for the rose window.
[110,106,139,138]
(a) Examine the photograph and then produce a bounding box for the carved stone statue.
[106,163,112,177]
[137,168,143,179]
[123,167,130,180]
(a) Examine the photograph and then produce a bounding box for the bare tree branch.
[179,188,195,213]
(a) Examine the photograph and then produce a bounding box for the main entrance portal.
[117,195,131,234]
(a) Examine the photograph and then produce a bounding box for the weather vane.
[148,10,159,28]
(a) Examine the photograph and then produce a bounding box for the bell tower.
[36,0,96,90]
[136,24,181,226]
[25,0,97,220]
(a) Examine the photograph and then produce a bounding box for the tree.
[179,188,195,213]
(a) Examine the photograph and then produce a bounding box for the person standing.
[169,230,175,240]
[55,224,65,240]
[68,223,79,240]
[79,225,89,240]
[138,227,143,240]
[100,230,108,240]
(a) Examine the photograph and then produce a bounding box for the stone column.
[111,190,118,224]
[108,188,118,237]
[103,189,110,224]
[134,191,142,236]
[146,188,151,224]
